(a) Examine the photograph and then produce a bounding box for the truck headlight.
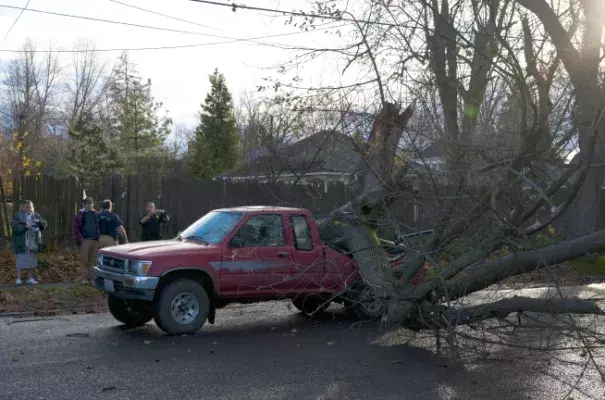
[97,253,103,267]
[127,260,152,275]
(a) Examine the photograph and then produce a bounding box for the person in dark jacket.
[97,199,128,248]
[11,200,47,285]
[72,197,99,284]
[139,201,170,241]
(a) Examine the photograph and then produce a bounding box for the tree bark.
[412,297,603,330]
[518,0,605,238]
[441,228,605,301]
[319,102,415,308]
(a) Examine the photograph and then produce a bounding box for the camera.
[154,209,170,221]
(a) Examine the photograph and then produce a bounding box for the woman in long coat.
[11,200,47,285]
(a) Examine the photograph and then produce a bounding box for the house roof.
[220,130,362,179]
[417,139,444,159]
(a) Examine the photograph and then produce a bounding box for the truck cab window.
[235,215,284,247]
[291,215,313,250]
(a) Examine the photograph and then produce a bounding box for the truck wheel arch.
[156,268,218,324]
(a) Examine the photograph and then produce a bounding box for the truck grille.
[102,256,126,271]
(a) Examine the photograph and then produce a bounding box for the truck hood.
[101,240,217,259]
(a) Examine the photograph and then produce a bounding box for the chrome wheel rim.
[360,286,383,316]
[170,292,199,325]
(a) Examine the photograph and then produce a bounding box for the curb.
[0,283,78,291]
[0,311,35,318]
[0,309,106,319]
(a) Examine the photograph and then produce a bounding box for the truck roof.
[214,206,311,215]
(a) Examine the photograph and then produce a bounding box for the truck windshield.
[179,211,243,244]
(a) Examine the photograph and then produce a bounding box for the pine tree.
[61,111,122,187]
[189,68,240,179]
[110,51,172,172]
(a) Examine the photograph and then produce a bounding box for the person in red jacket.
[72,197,99,284]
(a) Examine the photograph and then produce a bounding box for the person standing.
[139,201,170,241]
[97,199,129,248]
[72,197,99,284]
[11,200,47,285]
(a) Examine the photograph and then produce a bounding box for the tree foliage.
[110,51,172,172]
[189,68,240,179]
[61,112,122,187]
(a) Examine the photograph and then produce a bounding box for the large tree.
[255,0,605,337]
[110,51,172,172]
[189,68,240,179]
[62,111,122,183]
[0,39,62,176]
[54,41,121,185]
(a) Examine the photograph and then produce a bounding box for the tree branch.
[516,0,582,88]
[441,228,605,301]
[418,296,604,329]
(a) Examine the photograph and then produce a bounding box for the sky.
[0,0,357,129]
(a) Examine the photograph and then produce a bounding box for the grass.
[0,285,106,314]
[0,248,82,283]
[566,255,605,276]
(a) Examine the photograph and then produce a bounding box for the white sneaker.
[15,278,22,285]
[26,277,38,285]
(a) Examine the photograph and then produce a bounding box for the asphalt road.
[0,301,603,400]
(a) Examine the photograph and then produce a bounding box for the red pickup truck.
[93,206,420,334]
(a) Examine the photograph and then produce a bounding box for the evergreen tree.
[189,68,240,179]
[60,111,122,186]
[110,51,172,172]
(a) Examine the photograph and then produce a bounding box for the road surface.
[0,300,603,400]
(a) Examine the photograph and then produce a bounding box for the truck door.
[221,214,292,298]
[286,214,324,293]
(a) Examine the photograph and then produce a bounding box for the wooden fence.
[0,175,353,249]
[1,174,593,251]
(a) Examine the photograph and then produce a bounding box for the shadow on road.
[81,303,550,400]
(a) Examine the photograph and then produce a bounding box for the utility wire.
[108,0,225,32]
[0,1,537,55]
[188,0,405,27]
[0,1,536,47]
[0,0,31,46]
[0,3,343,52]
[188,0,547,41]
[0,3,233,37]
[0,21,344,53]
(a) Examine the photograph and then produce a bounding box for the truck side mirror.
[230,237,245,248]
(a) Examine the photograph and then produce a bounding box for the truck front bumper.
[92,266,159,301]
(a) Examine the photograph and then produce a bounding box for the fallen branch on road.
[402,296,604,331]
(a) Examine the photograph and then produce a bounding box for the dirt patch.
[0,249,82,283]
[0,285,107,314]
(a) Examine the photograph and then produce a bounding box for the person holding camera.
[139,201,170,241]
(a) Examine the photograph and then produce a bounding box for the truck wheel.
[344,281,385,321]
[154,279,210,335]
[292,295,329,316]
[107,295,153,328]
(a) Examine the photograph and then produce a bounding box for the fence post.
[0,175,11,241]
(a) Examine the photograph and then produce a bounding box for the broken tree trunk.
[318,101,415,315]
[321,101,605,330]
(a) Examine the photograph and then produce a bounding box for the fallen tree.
[255,0,605,334]
[316,98,604,330]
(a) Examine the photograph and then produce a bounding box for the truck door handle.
[277,252,289,258]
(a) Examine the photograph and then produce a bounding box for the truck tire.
[154,279,210,335]
[344,281,385,321]
[107,295,153,328]
[292,295,330,316]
